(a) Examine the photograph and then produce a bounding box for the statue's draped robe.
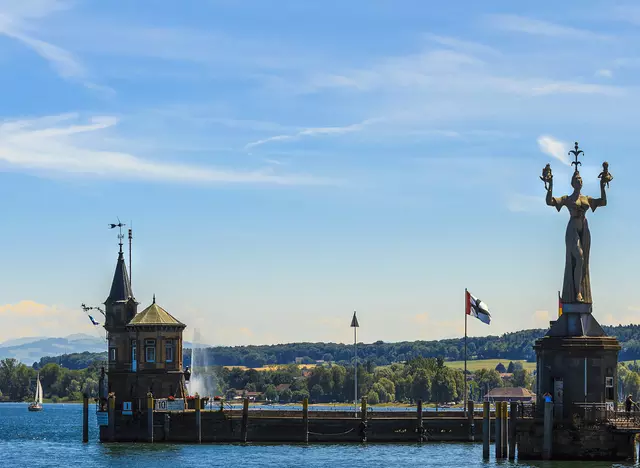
[551,194,601,304]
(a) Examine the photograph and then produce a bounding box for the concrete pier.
[147,393,154,443]
[195,394,201,444]
[543,401,553,460]
[495,402,502,458]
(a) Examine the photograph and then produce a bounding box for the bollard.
[107,393,116,442]
[482,401,490,459]
[509,401,517,460]
[147,393,154,443]
[502,402,508,458]
[241,398,249,442]
[495,402,502,459]
[417,400,424,442]
[195,394,202,444]
[467,400,475,442]
[82,394,89,443]
[303,397,309,443]
[543,401,553,460]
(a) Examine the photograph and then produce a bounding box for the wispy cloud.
[0,0,111,92]
[595,69,613,78]
[485,14,611,40]
[538,135,570,165]
[245,118,381,149]
[0,113,332,185]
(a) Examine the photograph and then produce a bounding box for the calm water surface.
[0,403,637,467]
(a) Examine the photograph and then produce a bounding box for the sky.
[1,0,640,347]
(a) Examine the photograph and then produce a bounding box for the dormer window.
[145,339,156,363]
[165,339,174,363]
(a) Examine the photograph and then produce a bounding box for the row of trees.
[213,357,534,404]
[34,324,640,371]
[0,358,101,402]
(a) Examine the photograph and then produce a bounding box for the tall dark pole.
[350,311,359,417]
[464,288,468,417]
[128,227,133,286]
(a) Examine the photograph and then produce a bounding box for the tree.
[310,384,324,402]
[280,388,293,403]
[366,390,380,405]
[410,368,431,402]
[512,369,533,390]
[495,363,507,373]
[506,361,515,373]
[264,385,278,402]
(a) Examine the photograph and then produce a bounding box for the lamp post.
[350,311,359,416]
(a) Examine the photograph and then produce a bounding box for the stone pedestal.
[534,307,620,420]
[517,306,632,460]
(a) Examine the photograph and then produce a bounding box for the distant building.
[484,387,535,403]
[275,384,291,393]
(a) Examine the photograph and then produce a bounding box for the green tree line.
[36,325,640,371]
[0,358,101,402]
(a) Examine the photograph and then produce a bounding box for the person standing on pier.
[625,395,635,419]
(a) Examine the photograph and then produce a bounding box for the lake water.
[0,402,638,468]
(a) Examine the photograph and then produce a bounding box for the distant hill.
[0,333,105,365]
[11,324,640,370]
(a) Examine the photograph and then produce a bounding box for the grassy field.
[445,359,536,372]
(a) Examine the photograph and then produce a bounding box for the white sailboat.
[28,373,43,411]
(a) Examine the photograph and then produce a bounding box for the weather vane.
[569,141,583,170]
[109,218,126,252]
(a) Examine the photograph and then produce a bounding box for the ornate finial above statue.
[541,142,611,305]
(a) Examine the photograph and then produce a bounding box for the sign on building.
[122,401,132,415]
[167,399,185,411]
[154,399,168,411]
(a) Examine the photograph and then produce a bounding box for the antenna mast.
[128,225,133,287]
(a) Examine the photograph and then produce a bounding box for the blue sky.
[1,0,640,347]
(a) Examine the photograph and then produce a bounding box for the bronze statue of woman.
[545,168,608,303]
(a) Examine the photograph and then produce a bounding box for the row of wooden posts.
[83,393,521,456]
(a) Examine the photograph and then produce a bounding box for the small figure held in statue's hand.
[540,164,553,190]
[598,161,613,188]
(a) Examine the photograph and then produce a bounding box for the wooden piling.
[241,398,249,442]
[502,402,508,458]
[107,393,115,442]
[195,394,201,444]
[543,401,553,460]
[82,394,89,443]
[467,400,475,442]
[147,393,154,443]
[163,413,170,441]
[361,397,367,442]
[302,397,309,443]
[417,400,424,442]
[509,401,517,460]
[482,401,490,459]
[495,401,502,458]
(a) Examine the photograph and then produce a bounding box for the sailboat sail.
[35,374,43,405]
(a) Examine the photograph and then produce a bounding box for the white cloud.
[0,0,111,92]
[0,300,94,343]
[596,69,613,78]
[0,113,332,185]
[485,14,611,40]
[538,135,570,165]
[245,118,381,149]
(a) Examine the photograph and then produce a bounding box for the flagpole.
[464,288,468,417]
[351,311,359,418]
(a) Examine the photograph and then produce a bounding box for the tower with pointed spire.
[102,230,187,408]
